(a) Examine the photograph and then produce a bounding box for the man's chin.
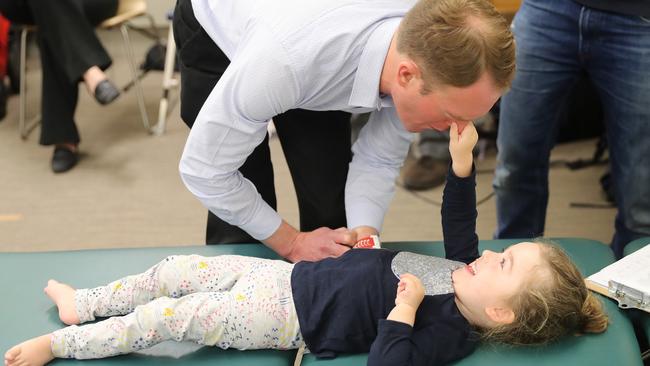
[401,120,447,133]
[400,121,419,133]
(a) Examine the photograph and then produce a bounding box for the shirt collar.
[349,17,402,110]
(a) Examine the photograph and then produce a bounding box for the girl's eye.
[500,258,506,269]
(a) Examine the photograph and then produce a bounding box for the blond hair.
[396,0,515,93]
[480,241,609,345]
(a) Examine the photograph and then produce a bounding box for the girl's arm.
[442,122,479,264]
[368,274,424,366]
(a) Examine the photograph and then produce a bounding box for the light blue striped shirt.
[181,0,415,240]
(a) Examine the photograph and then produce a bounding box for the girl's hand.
[449,121,478,178]
[395,273,425,309]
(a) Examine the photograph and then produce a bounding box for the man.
[175,0,515,262]
[493,0,650,258]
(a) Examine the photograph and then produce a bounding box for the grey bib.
[391,252,465,296]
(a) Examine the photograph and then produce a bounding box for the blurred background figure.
[0,0,121,173]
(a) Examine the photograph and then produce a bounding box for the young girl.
[4,123,608,366]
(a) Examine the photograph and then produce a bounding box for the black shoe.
[399,155,449,191]
[94,79,120,105]
[51,146,79,173]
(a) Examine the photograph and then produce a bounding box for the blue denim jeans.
[493,0,650,258]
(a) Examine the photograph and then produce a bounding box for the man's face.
[393,72,502,133]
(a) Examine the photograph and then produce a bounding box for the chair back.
[100,0,147,28]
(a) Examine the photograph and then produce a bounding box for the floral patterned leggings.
[51,255,304,359]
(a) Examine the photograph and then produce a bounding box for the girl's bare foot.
[4,334,54,366]
[44,280,80,325]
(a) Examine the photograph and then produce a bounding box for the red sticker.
[354,235,381,249]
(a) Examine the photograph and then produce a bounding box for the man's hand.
[285,227,356,262]
[351,225,378,241]
[449,121,478,178]
[264,221,356,262]
[394,273,425,309]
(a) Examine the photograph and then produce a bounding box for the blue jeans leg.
[586,11,650,258]
[493,0,582,239]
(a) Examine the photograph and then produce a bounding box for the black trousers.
[0,0,117,145]
[173,0,351,244]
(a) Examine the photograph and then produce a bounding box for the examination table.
[0,238,643,366]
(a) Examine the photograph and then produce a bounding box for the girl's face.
[452,242,545,326]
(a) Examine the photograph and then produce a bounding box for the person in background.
[493,0,650,258]
[0,0,121,173]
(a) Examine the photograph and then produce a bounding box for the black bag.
[140,43,179,72]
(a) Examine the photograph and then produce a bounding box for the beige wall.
[148,0,175,25]
[491,0,521,14]
[130,0,175,28]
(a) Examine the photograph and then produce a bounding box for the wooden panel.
[491,0,521,14]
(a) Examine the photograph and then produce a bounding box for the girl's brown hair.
[480,242,609,345]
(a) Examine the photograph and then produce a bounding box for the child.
[4,123,608,366]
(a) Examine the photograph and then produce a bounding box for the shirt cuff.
[378,319,414,335]
[237,202,283,241]
[446,162,476,186]
[345,199,385,232]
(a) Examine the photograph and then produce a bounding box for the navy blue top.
[291,166,480,365]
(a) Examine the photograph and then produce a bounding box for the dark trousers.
[0,0,117,145]
[173,0,351,244]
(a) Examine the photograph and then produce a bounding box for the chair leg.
[155,23,178,136]
[119,23,151,133]
[19,27,40,140]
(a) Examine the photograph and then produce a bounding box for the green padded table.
[0,239,643,366]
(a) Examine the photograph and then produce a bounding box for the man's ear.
[396,60,420,88]
[485,306,515,325]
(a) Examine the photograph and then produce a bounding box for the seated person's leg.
[37,38,81,173]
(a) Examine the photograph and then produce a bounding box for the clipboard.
[585,243,650,313]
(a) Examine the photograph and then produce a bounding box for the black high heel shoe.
[93,79,120,105]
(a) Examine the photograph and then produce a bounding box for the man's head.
[387,0,515,132]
